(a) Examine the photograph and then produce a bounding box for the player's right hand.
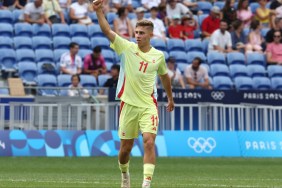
[92,0,103,11]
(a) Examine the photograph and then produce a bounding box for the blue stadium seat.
[176,63,187,74]
[201,63,210,75]
[105,62,114,71]
[151,38,167,52]
[167,39,185,52]
[163,51,169,61]
[14,36,33,49]
[226,52,245,65]
[54,49,68,62]
[57,74,71,96]
[18,62,37,85]
[185,39,203,52]
[201,38,209,54]
[198,14,208,27]
[234,76,254,90]
[0,37,13,49]
[210,64,229,77]
[271,77,282,90]
[253,77,271,90]
[0,10,13,24]
[53,37,71,50]
[98,74,111,86]
[70,24,88,37]
[88,12,98,24]
[32,24,51,38]
[106,12,117,25]
[213,76,233,90]
[102,49,115,64]
[207,52,226,65]
[261,28,270,38]
[72,37,91,49]
[37,62,57,75]
[127,12,137,20]
[35,49,54,62]
[186,51,206,64]
[144,12,151,19]
[32,36,52,49]
[132,0,141,8]
[88,25,105,38]
[250,2,260,13]
[80,75,97,87]
[197,2,213,14]
[16,49,35,62]
[0,49,16,71]
[229,64,248,78]
[247,65,266,78]
[243,28,250,37]
[0,88,9,95]
[267,65,282,78]
[12,9,23,23]
[14,23,33,37]
[0,23,13,37]
[37,74,58,96]
[78,49,92,60]
[52,24,70,37]
[246,52,265,66]
[91,37,110,50]
[169,51,188,64]
[214,1,225,9]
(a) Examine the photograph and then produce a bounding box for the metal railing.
[1,102,282,131]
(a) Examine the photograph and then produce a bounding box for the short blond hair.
[135,20,154,31]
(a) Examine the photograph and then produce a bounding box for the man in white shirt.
[112,0,133,12]
[184,57,211,89]
[167,57,186,89]
[131,7,145,33]
[208,19,233,53]
[148,7,167,41]
[23,0,46,24]
[60,42,83,75]
[166,0,190,22]
[142,0,161,11]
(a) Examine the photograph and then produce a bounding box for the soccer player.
[92,1,175,188]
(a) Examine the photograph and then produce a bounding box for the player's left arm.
[159,73,174,112]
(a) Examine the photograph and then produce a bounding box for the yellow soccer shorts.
[118,101,159,139]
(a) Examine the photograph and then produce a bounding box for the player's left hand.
[166,99,174,112]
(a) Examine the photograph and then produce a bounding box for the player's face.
[135,26,153,46]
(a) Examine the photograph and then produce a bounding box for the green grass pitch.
[0,157,282,188]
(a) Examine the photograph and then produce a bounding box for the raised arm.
[93,0,116,43]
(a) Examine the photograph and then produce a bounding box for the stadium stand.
[213,76,233,90]
[234,76,254,90]
[53,37,72,50]
[253,77,271,90]
[207,52,226,65]
[0,37,13,49]
[0,23,13,37]
[18,62,37,85]
[229,64,248,78]
[14,37,33,49]
[14,23,33,37]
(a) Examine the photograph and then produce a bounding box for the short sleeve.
[266,43,272,53]
[60,53,67,67]
[203,68,209,79]
[77,56,83,68]
[179,3,189,14]
[227,33,232,47]
[210,33,219,46]
[184,66,192,78]
[24,4,31,15]
[157,54,167,75]
[110,35,133,55]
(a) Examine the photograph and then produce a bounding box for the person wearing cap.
[208,19,233,53]
[168,14,183,39]
[201,6,221,38]
[166,0,191,23]
[167,57,186,89]
[182,14,198,39]
[142,0,161,11]
[148,6,167,41]
[131,7,145,31]
[23,0,46,24]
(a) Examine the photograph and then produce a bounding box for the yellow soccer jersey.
[110,35,167,108]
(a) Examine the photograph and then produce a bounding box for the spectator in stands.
[43,0,66,24]
[23,0,46,24]
[266,30,282,65]
[270,0,282,11]
[131,7,145,31]
[69,0,93,25]
[58,0,71,10]
[112,0,133,12]
[83,46,107,79]
[184,57,211,90]
[157,4,169,27]
[208,19,233,53]
[2,0,17,10]
[166,0,191,23]
[221,0,237,30]
[103,64,120,88]
[168,14,183,39]
[114,7,133,40]
[60,42,83,75]
[237,0,253,27]
[230,19,246,53]
[142,0,161,11]
[201,6,221,38]
[15,0,28,9]
[182,14,198,39]
[255,0,271,28]
[265,17,282,43]
[182,0,199,15]
[167,57,185,89]
[148,6,167,41]
[68,74,89,97]
[246,19,263,53]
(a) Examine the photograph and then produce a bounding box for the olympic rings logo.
[211,91,225,100]
[187,137,216,153]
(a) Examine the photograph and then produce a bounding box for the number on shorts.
[151,115,158,126]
